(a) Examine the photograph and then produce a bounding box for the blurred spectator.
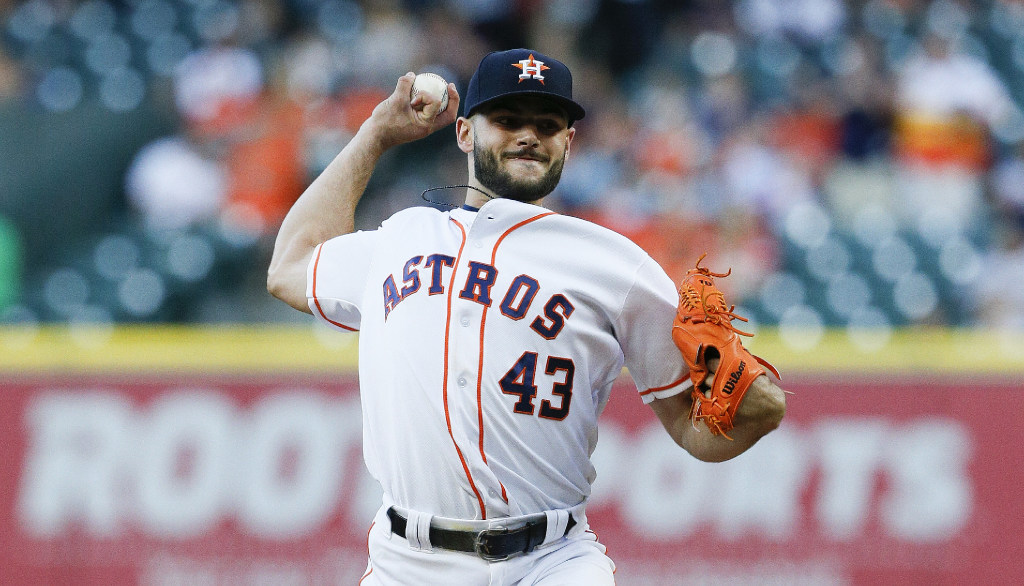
[692,73,754,149]
[220,92,305,235]
[173,43,265,133]
[719,116,816,224]
[892,33,1015,236]
[974,218,1024,329]
[835,35,894,162]
[632,72,706,184]
[895,33,1011,161]
[124,38,264,232]
[121,37,266,233]
[823,33,897,228]
[990,143,1024,220]
[128,34,303,235]
[124,132,228,231]
[769,81,843,185]
[349,4,425,85]
[276,33,340,101]
[733,0,846,46]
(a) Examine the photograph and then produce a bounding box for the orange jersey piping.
[443,218,487,519]
[311,243,359,332]
[638,372,691,396]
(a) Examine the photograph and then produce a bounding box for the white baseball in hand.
[411,73,449,113]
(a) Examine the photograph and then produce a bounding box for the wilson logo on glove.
[671,254,780,439]
[721,361,745,396]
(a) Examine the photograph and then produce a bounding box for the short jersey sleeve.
[305,230,377,331]
[616,255,692,403]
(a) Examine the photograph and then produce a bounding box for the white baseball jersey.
[307,197,690,521]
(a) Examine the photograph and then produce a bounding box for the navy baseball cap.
[463,49,586,124]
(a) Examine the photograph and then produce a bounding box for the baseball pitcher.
[268,48,787,585]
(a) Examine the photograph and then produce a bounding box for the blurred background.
[2,1,1024,585]
[2,0,1024,337]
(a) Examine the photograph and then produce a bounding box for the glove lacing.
[678,253,754,337]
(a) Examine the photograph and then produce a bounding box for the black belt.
[387,507,576,561]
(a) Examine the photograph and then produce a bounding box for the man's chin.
[475,151,563,202]
[484,184,544,202]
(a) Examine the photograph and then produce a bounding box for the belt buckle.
[473,527,514,562]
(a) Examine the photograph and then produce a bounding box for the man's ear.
[565,126,575,158]
[456,117,473,154]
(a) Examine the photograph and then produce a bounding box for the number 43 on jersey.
[499,352,574,420]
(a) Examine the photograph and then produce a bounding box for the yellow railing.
[0,324,359,373]
[0,325,1022,375]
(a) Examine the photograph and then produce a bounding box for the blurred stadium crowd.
[2,0,1024,341]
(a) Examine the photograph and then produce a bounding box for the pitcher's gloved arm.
[649,358,786,462]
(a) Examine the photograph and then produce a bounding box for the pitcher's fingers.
[418,99,441,121]
[393,72,416,103]
[701,370,717,398]
[431,83,461,127]
[445,83,460,110]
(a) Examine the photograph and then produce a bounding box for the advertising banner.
[2,369,1021,585]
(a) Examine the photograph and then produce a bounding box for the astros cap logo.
[513,54,550,84]
[464,49,585,123]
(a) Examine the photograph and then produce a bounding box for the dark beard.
[473,142,565,203]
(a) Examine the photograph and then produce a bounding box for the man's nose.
[515,126,541,147]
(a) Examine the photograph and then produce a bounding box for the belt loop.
[404,509,433,552]
[543,509,570,546]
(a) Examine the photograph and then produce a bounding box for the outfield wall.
[1,326,1022,585]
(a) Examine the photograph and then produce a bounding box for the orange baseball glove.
[672,254,780,439]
